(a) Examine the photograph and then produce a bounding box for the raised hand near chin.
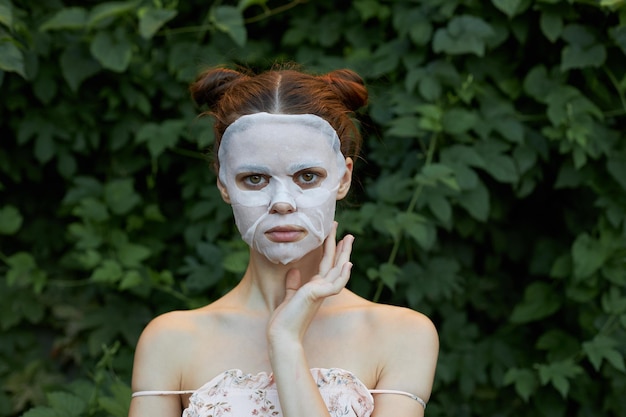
[267,222,354,345]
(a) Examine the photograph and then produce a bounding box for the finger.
[283,268,302,303]
[333,234,354,269]
[318,221,338,275]
[329,261,353,292]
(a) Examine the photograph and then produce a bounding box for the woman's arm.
[128,313,186,417]
[370,310,439,417]
[267,223,354,417]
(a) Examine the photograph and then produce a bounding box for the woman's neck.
[234,247,324,312]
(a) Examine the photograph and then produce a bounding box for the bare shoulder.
[362,300,439,404]
[369,302,438,344]
[131,308,216,391]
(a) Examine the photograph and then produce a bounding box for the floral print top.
[182,368,374,417]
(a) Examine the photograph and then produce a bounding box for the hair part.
[189,65,368,170]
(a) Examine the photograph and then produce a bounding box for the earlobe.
[217,179,231,204]
[337,157,353,200]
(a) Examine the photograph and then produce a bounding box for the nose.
[270,201,296,214]
[268,183,297,214]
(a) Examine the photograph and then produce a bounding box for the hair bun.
[190,68,249,109]
[324,69,368,112]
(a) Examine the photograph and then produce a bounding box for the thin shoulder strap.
[369,389,427,409]
[133,388,427,409]
[132,390,195,397]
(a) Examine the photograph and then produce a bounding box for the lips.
[264,226,307,242]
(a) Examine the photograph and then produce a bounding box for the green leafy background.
[1,0,625,416]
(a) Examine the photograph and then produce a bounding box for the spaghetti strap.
[369,389,426,409]
[132,390,195,397]
[133,388,427,409]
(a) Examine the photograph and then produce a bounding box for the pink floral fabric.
[183,368,374,417]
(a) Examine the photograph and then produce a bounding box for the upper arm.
[371,309,439,417]
[128,312,188,417]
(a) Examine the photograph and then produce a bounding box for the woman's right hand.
[266,221,354,346]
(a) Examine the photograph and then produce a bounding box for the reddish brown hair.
[190,65,368,166]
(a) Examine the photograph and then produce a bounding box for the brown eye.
[301,173,317,183]
[248,175,263,185]
[294,170,326,188]
[239,174,269,189]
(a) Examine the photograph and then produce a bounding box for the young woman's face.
[217,114,350,264]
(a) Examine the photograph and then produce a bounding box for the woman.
[128,66,438,417]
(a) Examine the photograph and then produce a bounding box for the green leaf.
[416,104,443,132]
[6,252,36,284]
[71,197,110,222]
[0,205,23,235]
[34,132,55,163]
[222,249,249,273]
[503,368,538,401]
[607,149,626,191]
[458,180,490,221]
[609,24,626,55]
[60,44,101,92]
[0,0,13,29]
[237,0,268,11]
[442,107,478,135]
[545,86,602,127]
[387,116,421,137]
[0,38,25,77]
[40,7,87,31]
[88,0,140,28]
[354,0,388,21]
[46,392,87,417]
[536,359,583,397]
[103,179,141,215]
[397,212,436,250]
[571,233,610,280]
[90,30,133,72]
[135,120,185,158]
[6,252,47,292]
[90,259,123,284]
[583,335,626,372]
[21,407,58,417]
[416,163,460,191]
[420,257,462,300]
[212,5,247,47]
[602,285,626,316]
[432,15,495,56]
[540,11,562,42]
[561,44,607,71]
[116,242,151,267]
[511,282,561,323]
[138,8,177,39]
[425,192,452,224]
[560,24,606,70]
[371,263,402,290]
[492,0,523,18]
[118,270,143,290]
[523,65,557,103]
[417,75,442,101]
[441,144,485,168]
[374,173,413,204]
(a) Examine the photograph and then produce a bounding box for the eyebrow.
[234,162,327,174]
[288,161,326,172]
[233,164,271,174]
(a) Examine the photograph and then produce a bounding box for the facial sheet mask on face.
[218,113,347,265]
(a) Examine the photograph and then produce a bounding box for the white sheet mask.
[218,113,347,264]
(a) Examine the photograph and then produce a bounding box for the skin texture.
[129,123,439,417]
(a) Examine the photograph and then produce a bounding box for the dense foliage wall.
[1,0,625,416]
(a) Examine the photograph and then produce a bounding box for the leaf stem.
[603,66,626,115]
[244,0,308,24]
[373,133,439,302]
